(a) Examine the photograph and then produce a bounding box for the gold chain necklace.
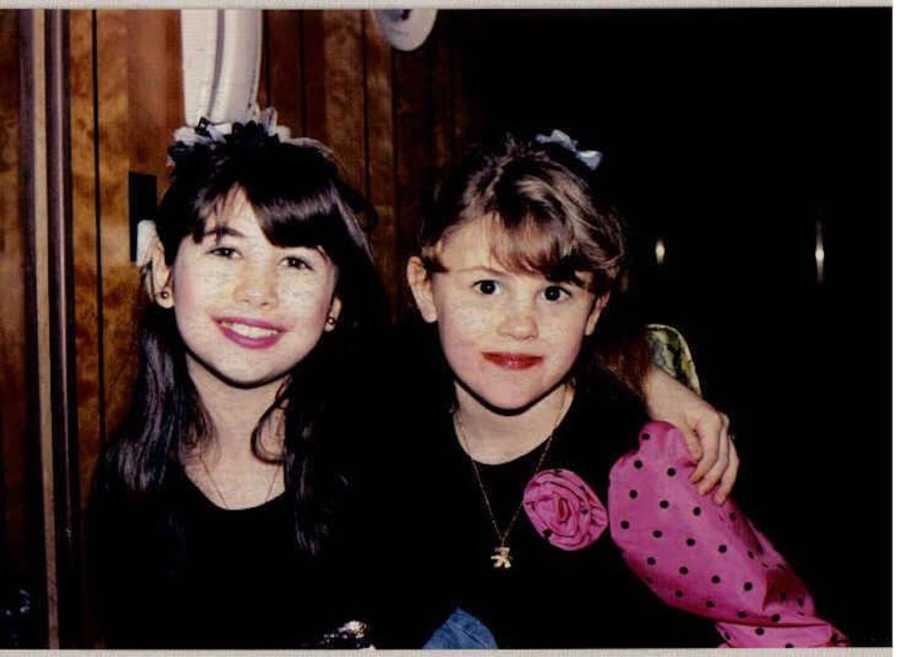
[198,453,281,510]
[454,386,570,570]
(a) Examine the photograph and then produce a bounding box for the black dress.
[396,372,720,649]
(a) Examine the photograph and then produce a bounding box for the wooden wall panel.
[300,11,326,141]
[0,8,28,576]
[430,17,455,171]
[362,11,398,313]
[68,10,102,517]
[95,11,137,469]
[126,11,182,187]
[261,11,303,136]
[70,10,183,511]
[392,37,433,298]
[320,12,366,192]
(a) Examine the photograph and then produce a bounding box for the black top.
[91,465,368,648]
[399,372,720,649]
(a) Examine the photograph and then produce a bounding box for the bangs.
[425,148,624,292]
[481,213,594,288]
[194,175,372,263]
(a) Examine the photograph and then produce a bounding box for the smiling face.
[153,190,341,392]
[408,217,606,413]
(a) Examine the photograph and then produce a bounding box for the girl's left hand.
[643,367,738,504]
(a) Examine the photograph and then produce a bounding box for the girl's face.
[153,194,342,390]
[408,217,607,412]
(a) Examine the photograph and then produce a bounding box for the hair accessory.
[135,219,159,269]
[169,105,320,165]
[166,106,375,263]
[535,129,603,170]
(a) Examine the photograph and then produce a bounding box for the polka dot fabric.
[608,421,848,648]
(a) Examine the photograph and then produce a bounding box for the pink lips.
[215,316,286,350]
[482,352,544,370]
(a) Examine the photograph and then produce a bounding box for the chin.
[207,365,290,390]
[467,385,545,415]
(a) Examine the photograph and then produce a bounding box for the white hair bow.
[535,129,603,170]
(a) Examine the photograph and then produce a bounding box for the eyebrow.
[203,226,246,240]
[453,266,510,276]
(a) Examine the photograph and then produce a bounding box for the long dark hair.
[98,120,387,556]
[415,131,650,401]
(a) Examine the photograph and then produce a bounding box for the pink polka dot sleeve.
[608,420,849,648]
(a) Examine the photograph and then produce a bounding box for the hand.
[643,366,738,504]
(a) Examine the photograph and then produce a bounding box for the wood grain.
[95,11,138,463]
[362,10,398,313]
[301,11,326,140]
[392,34,433,292]
[320,11,366,192]
[68,10,102,520]
[262,11,303,136]
[127,11,182,188]
[0,8,28,578]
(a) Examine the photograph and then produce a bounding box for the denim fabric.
[423,608,497,649]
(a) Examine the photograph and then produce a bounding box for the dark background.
[442,8,891,645]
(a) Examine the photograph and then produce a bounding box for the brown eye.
[209,247,238,259]
[543,285,569,302]
[474,280,499,295]
[284,256,311,270]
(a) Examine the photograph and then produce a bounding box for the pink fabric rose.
[524,468,608,551]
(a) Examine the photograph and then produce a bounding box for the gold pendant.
[491,546,512,569]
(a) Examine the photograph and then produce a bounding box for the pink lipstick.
[482,352,544,370]
[215,316,285,350]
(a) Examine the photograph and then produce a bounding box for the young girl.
[404,131,848,648]
[89,116,388,648]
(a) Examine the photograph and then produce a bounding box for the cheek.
[283,277,337,321]
[544,316,590,361]
[171,261,202,310]
[436,302,492,350]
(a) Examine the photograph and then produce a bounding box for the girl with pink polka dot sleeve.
[404,130,846,648]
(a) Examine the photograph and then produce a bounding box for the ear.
[406,257,438,323]
[324,296,342,332]
[146,238,175,308]
[584,291,610,336]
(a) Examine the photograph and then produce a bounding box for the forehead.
[433,215,595,288]
[433,217,498,267]
[204,185,260,232]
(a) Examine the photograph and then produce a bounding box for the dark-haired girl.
[90,115,388,648]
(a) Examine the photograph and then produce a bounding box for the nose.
[234,262,278,309]
[498,300,539,341]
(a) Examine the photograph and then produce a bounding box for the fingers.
[713,437,740,504]
[696,422,730,495]
[680,423,703,462]
[689,411,729,484]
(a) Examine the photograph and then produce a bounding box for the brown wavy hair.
[418,132,650,397]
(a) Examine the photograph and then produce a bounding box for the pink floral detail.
[524,468,608,551]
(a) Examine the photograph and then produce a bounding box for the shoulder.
[567,370,649,458]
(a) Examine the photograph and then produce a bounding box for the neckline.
[178,465,287,513]
[450,386,583,469]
